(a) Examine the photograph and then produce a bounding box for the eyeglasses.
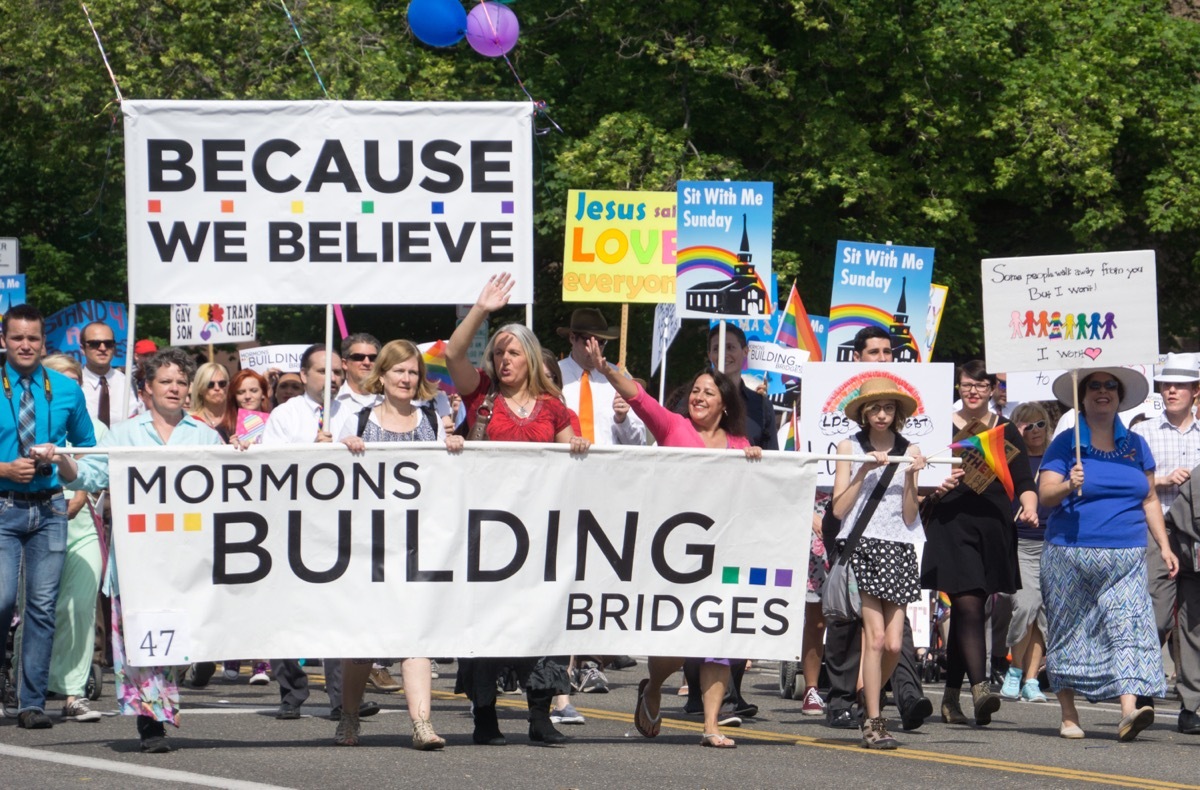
[84,339,116,350]
[1019,420,1047,431]
[575,335,608,347]
[207,380,229,390]
[346,353,378,363]
[958,382,992,392]
[1086,379,1120,391]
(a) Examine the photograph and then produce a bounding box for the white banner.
[123,100,534,305]
[798,362,954,487]
[981,250,1157,372]
[746,341,808,377]
[110,444,816,665]
[238,344,309,374]
[170,303,256,346]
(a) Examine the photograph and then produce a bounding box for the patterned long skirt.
[1041,544,1165,702]
[111,595,181,726]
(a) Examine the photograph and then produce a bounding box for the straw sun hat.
[843,377,918,425]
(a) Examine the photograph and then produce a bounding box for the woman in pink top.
[586,339,760,749]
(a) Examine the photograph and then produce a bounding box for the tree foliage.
[1,0,1197,379]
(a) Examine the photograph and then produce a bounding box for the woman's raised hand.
[584,337,610,375]
[476,273,515,313]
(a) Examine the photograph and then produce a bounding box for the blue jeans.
[0,493,69,713]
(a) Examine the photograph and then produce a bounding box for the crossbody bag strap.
[838,431,907,564]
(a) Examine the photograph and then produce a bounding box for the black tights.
[945,591,988,691]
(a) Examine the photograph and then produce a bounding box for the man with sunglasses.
[1132,353,1200,731]
[80,321,127,427]
[327,333,382,443]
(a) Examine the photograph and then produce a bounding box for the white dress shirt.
[82,366,129,425]
[558,356,645,446]
[326,384,382,443]
[261,393,339,445]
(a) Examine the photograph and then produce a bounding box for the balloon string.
[481,0,501,38]
[80,2,123,103]
[279,0,331,99]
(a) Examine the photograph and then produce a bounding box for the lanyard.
[3,367,53,446]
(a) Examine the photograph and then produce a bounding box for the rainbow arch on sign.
[823,370,927,416]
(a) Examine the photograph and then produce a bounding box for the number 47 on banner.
[123,610,192,667]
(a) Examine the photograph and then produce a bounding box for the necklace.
[507,394,535,417]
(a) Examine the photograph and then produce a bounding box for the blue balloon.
[407,0,467,48]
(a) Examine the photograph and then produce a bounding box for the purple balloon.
[466,2,519,58]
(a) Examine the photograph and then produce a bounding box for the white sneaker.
[550,703,586,725]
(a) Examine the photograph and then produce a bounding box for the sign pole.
[322,304,334,428]
[121,303,136,420]
[658,311,669,403]
[618,304,629,370]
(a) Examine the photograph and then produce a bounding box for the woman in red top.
[446,272,589,747]
[585,337,761,749]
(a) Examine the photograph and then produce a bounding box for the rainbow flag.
[421,340,454,393]
[783,407,798,451]
[774,281,823,361]
[950,424,1015,499]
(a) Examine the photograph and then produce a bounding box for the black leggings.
[945,591,988,690]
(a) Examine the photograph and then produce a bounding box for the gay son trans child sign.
[828,241,935,363]
[109,444,816,663]
[171,303,256,346]
[562,190,676,303]
[123,100,534,305]
[675,181,773,320]
[981,250,1157,372]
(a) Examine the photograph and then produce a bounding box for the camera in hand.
[28,452,53,477]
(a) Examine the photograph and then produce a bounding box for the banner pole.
[658,312,669,403]
[121,303,136,420]
[323,304,334,428]
[525,303,533,332]
[207,343,214,364]
[1071,368,1081,492]
[618,303,629,370]
[718,320,727,374]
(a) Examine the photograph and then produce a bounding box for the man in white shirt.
[555,310,644,446]
[326,333,381,443]
[79,321,127,427]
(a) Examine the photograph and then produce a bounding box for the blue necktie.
[18,376,36,457]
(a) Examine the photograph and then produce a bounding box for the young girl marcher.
[830,378,927,749]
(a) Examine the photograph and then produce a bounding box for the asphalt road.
[2,660,1197,790]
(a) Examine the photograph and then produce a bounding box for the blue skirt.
[1041,544,1165,701]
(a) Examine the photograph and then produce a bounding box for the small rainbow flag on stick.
[774,281,823,361]
[783,406,799,451]
[949,424,1015,500]
[420,340,454,393]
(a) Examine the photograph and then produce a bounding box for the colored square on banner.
[501,201,514,214]
[148,200,161,213]
[722,566,740,584]
[361,201,374,214]
[774,569,794,587]
[155,513,174,532]
[749,567,767,586]
[291,201,304,214]
[183,513,202,532]
[220,200,234,213]
[128,514,146,533]
[431,202,444,214]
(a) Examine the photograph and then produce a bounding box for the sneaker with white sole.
[800,686,827,716]
[62,699,102,723]
[249,662,270,686]
[1019,679,1047,703]
[550,703,586,725]
[572,663,609,694]
[717,703,743,728]
[1000,666,1022,700]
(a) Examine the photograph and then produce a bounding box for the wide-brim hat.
[1154,352,1200,384]
[843,376,918,425]
[555,308,619,340]
[1051,367,1149,412]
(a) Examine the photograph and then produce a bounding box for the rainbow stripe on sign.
[677,246,774,314]
[722,567,795,587]
[128,514,204,533]
[950,424,1016,500]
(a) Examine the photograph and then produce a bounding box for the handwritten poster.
[981,250,1157,372]
[828,241,935,363]
[562,190,676,303]
[675,181,773,320]
[171,303,256,346]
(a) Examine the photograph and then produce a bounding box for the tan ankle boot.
[941,687,968,724]
[971,681,1001,725]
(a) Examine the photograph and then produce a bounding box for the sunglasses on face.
[347,353,377,363]
[1086,379,1120,391]
[207,379,229,390]
[1019,420,1047,431]
[84,339,116,350]
[576,335,608,347]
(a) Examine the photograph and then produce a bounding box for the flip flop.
[634,678,662,738]
[701,732,736,748]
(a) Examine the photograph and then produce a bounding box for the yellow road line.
[425,692,1195,790]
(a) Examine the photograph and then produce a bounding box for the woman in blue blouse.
[1039,367,1179,741]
